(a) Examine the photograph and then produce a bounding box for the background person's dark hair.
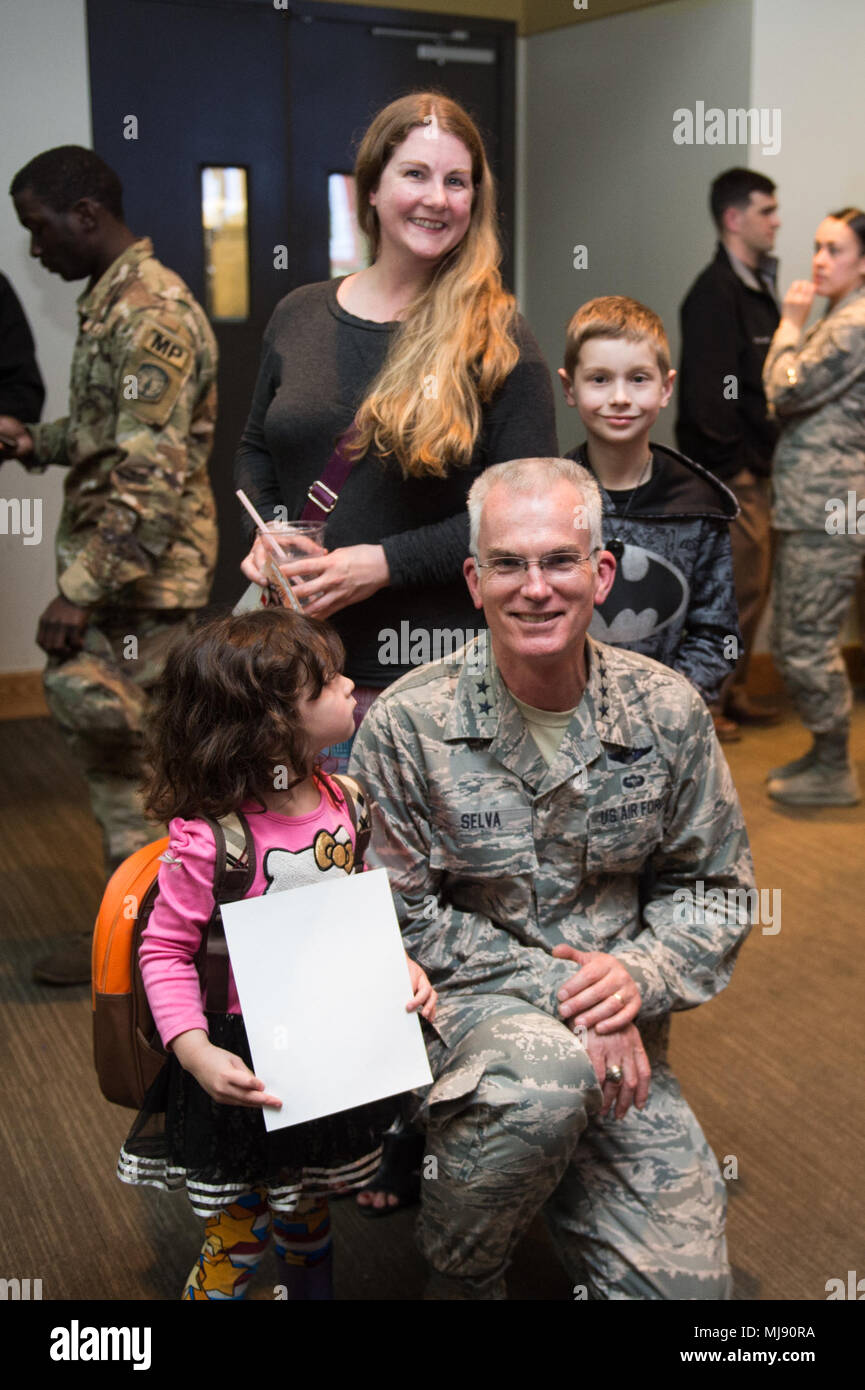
[9,146,124,221]
[710,167,776,231]
[143,608,346,823]
[828,207,865,256]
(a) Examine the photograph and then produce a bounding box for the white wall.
[749,0,865,297]
[521,0,754,452]
[0,0,91,674]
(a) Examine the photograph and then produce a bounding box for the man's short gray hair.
[467,457,604,560]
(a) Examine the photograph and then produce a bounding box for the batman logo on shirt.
[590,544,688,644]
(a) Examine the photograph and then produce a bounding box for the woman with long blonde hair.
[235,93,556,1217]
[236,91,557,758]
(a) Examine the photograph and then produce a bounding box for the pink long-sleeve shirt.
[140,783,359,1049]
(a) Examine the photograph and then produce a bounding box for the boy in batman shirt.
[559,296,740,721]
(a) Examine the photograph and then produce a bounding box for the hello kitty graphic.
[262,825,355,895]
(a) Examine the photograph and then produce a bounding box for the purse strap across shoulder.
[300,423,359,521]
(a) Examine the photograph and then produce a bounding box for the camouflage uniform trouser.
[42,608,195,874]
[418,1002,730,1300]
[771,531,864,737]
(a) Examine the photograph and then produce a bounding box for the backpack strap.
[219,812,256,893]
[329,773,371,868]
[199,811,257,1014]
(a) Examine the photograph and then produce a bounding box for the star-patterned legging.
[182,1189,331,1300]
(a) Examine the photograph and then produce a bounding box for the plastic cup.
[266,520,327,608]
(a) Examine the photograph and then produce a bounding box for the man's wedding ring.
[605,1065,624,1085]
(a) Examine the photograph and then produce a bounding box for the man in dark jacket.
[677,168,781,740]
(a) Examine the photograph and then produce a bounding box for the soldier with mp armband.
[0,146,218,984]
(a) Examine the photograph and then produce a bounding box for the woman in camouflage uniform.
[763,208,865,806]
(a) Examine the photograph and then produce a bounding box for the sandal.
[356,1127,425,1218]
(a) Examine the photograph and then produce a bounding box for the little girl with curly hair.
[117,607,435,1299]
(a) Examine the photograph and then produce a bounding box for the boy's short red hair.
[563,295,671,379]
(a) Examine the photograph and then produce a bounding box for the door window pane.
[202,166,250,320]
[329,173,370,277]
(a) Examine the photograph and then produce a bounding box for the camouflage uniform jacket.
[350,635,754,1054]
[26,238,218,608]
[763,285,865,536]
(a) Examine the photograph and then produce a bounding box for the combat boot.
[767,733,861,806]
[768,764,861,805]
[767,743,818,781]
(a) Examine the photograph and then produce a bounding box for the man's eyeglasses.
[474,549,599,579]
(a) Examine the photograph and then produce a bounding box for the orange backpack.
[92,813,255,1109]
[91,774,369,1109]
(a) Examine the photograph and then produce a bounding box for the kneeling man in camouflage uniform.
[350,456,754,1299]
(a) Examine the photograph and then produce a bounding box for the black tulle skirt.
[117,1012,399,1216]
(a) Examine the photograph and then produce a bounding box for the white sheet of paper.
[221,868,432,1131]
